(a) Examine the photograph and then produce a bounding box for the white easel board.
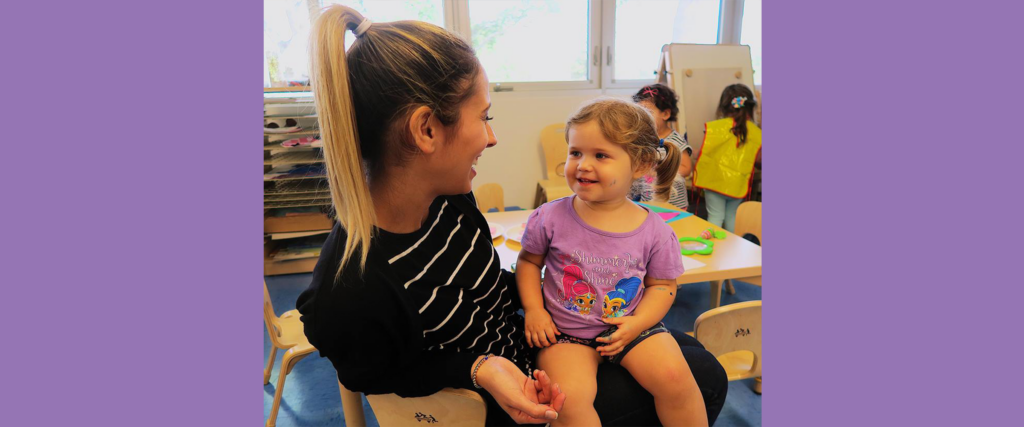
[657,44,755,157]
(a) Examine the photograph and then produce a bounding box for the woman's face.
[433,69,498,195]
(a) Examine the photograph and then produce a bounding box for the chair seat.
[538,179,568,192]
[718,351,757,381]
[535,179,573,207]
[274,309,310,349]
[367,388,486,427]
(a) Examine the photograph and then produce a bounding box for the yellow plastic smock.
[694,118,762,198]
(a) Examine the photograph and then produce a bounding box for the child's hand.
[595,316,645,357]
[524,309,561,348]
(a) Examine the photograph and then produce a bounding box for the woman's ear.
[659,109,672,122]
[408,105,441,154]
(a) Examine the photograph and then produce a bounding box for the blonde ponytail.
[309,5,481,279]
[310,6,375,276]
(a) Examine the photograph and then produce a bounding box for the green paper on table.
[679,236,714,255]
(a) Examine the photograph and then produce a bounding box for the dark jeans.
[482,329,728,426]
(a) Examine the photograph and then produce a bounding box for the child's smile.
[565,121,645,203]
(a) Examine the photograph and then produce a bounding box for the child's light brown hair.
[564,98,681,201]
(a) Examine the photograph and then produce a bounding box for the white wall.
[478,87,640,209]
[264,86,652,210]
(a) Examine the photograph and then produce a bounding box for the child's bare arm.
[596,277,677,356]
[516,250,560,347]
[516,250,546,313]
[631,277,677,328]
[678,152,693,178]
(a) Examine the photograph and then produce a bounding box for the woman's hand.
[595,316,645,357]
[524,309,561,348]
[475,356,566,424]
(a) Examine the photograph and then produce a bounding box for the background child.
[693,84,762,232]
[515,98,708,427]
[632,84,694,211]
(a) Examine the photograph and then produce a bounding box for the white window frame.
[718,0,743,45]
[603,0,741,90]
[452,0,602,92]
[271,0,756,94]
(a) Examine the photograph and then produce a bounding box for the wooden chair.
[264,281,318,426]
[338,381,367,427]
[265,282,365,426]
[474,183,505,213]
[734,201,761,244]
[694,300,762,394]
[725,201,762,294]
[365,388,487,426]
[534,124,572,207]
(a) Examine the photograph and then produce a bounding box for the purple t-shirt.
[521,196,686,339]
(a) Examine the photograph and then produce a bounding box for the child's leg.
[723,195,742,232]
[537,343,602,427]
[704,191,726,227]
[619,333,708,427]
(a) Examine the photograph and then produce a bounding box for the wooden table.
[483,202,761,309]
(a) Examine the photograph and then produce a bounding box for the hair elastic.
[354,18,372,37]
[731,96,748,109]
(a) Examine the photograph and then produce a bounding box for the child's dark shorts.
[555,322,669,364]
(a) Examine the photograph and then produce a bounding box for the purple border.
[6,1,262,425]
[7,0,1024,425]
[766,1,1024,426]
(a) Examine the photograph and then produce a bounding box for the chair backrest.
[734,201,762,244]
[263,281,286,348]
[694,300,762,380]
[474,183,504,213]
[366,388,486,427]
[540,124,568,180]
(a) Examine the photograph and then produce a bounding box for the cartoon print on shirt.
[558,265,598,317]
[602,276,642,318]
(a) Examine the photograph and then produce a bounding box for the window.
[467,0,594,88]
[739,0,761,86]
[262,0,759,92]
[263,0,444,89]
[611,0,722,83]
[264,0,314,88]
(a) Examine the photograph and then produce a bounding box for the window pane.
[264,0,445,90]
[264,0,313,88]
[614,0,721,81]
[740,0,761,86]
[469,0,590,82]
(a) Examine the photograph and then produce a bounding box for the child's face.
[565,121,646,203]
[638,99,670,130]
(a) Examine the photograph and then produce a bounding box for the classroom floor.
[265,274,762,427]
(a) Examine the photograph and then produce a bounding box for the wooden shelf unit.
[264,99,333,276]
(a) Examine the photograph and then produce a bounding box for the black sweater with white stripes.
[296,193,527,397]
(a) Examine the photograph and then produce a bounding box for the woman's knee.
[684,347,727,390]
